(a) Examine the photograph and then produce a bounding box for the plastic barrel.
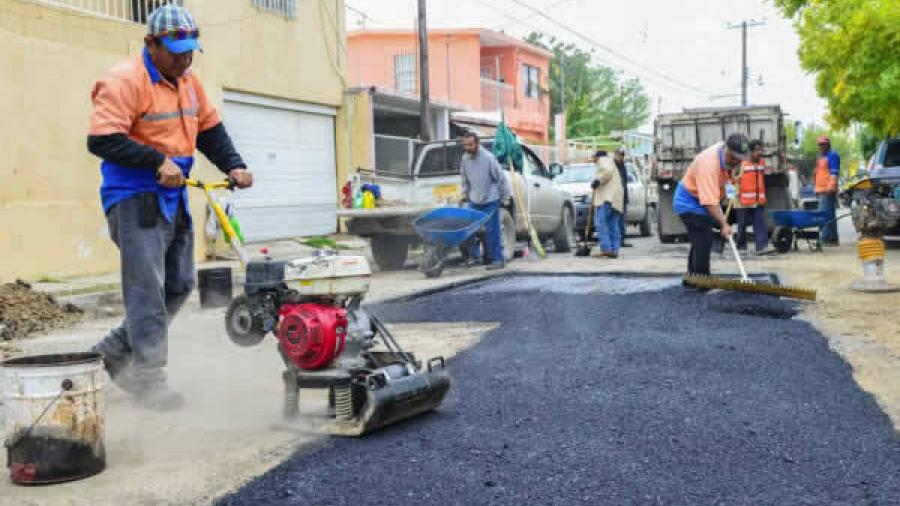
[1,352,106,485]
[197,267,233,309]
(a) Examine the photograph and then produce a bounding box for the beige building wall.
[0,0,347,282]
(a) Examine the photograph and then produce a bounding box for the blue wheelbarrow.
[770,210,831,253]
[413,207,489,278]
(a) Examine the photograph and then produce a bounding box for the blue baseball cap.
[147,4,202,54]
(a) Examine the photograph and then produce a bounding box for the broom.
[682,175,817,301]
[509,167,546,258]
[575,192,595,256]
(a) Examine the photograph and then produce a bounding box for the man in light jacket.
[590,151,624,258]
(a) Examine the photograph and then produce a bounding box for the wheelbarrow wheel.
[419,244,445,278]
[773,226,792,254]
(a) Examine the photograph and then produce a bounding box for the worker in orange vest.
[734,140,774,255]
[815,136,841,246]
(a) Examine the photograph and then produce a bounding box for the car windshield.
[558,164,595,183]
[882,139,900,168]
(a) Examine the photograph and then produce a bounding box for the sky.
[344,0,828,132]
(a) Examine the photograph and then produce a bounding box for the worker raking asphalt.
[217,275,900,505]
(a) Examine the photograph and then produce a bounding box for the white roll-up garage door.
[222,92,337,242]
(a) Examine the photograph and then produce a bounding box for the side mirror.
[548,163,563,178]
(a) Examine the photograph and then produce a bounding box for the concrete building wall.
[0,0,347,281]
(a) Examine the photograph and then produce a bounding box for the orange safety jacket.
[739,159,767,206]
[814,151,840,194]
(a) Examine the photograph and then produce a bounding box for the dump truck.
[653,105,792,242]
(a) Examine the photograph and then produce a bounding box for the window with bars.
[394,53,417,94]
[251,0,297,18]
[36,0,180,24]
[522,63,541,99]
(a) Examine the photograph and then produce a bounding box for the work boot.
[92,349,140,394]
[486,262,505,271]
[464,257,481,268]
[135,384,185,412]
[755,245,777,256]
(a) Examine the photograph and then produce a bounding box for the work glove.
[590,180,600,190]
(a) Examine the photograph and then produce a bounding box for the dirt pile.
[0,280,83,340]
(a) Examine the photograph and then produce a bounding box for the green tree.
[774,0,900,136]
[525,33,650,139]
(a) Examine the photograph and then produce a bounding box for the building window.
[522,64,541,99]
[251,0,298,18]
[37,0,180,23]
[131,0,180,24]
[394,53,417,94]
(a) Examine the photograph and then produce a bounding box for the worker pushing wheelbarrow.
[413,207,490,278]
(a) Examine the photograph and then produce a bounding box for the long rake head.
[683,274,817,301]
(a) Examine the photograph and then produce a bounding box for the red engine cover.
[276,303,348,370]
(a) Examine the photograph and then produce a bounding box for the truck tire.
[639,205,653,237]
[500,208,515,261]
[370,234,409,271]
[553,206,575,252]
[658,208,676,244]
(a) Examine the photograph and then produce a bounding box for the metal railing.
[479,79,515,113]
[251,0,296,18]
[34,0,180,23]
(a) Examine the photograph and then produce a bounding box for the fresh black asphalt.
[217,275,900,506]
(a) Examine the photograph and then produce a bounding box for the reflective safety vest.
[739,160,767,206]
[814,154,838,194]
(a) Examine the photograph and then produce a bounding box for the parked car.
[557,162,654,239]
[339,138,576,270]
[846,137,900,239]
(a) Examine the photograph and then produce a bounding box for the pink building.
[347,28,551,143]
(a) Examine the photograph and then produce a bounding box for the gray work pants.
[93,194,194,389]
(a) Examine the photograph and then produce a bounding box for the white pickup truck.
[340,139,576,271]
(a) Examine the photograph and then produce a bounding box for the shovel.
[575,192,595,256]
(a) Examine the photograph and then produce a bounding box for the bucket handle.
[3,379,73,451]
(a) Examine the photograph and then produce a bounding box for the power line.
[491,0,574,30]
[502,0,713,97]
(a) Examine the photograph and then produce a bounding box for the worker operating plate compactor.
[191,179,451,436]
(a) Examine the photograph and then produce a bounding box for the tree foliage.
[774,0,900,136]
[525,33,650,139]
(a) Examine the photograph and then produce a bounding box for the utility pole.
[417,0,433,141]
[727,19,766,106]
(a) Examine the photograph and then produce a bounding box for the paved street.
[219,275,900,505]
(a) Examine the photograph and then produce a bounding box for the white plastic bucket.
[1,352,106,485]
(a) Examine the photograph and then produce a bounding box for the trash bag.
[492,121,523,172]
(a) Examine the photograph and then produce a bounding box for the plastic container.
[197,267,233,309]
[1,352,106,485]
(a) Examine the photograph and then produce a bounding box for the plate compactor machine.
[223,251,451,436]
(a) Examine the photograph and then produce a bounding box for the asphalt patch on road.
[217,276,900,506]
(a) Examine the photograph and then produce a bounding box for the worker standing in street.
[613,148,632,247]
[460,131,511,270]
[735,140,774,255]
[88,4,252,410]
[815,136,841,246]
[591,151,624,258]
[673,134,750,277]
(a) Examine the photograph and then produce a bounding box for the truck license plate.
[433,184,461,204]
